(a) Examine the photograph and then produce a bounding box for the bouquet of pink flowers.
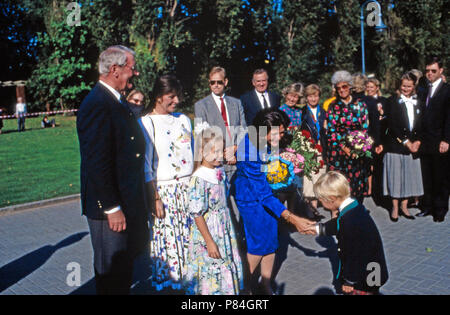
[280,148,305,174]
[343,130,374,159]
[287,127,323,180]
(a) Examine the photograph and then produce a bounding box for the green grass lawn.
[0,115,80,208]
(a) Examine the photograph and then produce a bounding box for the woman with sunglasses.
[325,70,370,205]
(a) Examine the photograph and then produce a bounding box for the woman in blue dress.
[233,108,315,295]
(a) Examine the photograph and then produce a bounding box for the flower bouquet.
[280,148,305,174]
[287,127,323,180]
[343,130,374,159]
[265,155,296,191]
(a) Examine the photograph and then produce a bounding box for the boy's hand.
[342,284,354,294]
[304,224,318,235]
[206,240,222,259]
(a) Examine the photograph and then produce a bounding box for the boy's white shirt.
[338,197,355,212]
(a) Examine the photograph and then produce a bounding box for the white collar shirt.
[430,78,442,98]
[255,90,271,109]
[339,197,355,212]
[401,94,417,131]
[99,80,122,102]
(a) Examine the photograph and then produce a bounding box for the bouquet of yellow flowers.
[287,127,323,180]
[265,155,295,191]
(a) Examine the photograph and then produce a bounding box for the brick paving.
[0,197,448,295]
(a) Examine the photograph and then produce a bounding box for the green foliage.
[27,18,93,110]
[332,0,361,73]
[7,0,449,112]
[272,0,329,92]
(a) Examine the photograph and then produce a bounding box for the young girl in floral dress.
[184,124,244,295]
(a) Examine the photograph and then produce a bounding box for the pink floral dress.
[184,166,243,295]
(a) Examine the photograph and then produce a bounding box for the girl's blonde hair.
[193,126,224,172]
[313,171,350,201]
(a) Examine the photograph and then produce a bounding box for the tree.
[272,0,329,93]
[331,0,361,73]
[26,3,93,111]
[129,0,192,109]
[0,1,44,110]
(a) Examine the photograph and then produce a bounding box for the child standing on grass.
[311,171,389,295]
[184,124,243,295]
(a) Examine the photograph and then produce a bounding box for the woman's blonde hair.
[282,82,305,105]
[352,73,368,93]
[305,84,321,96]
[313,171,350,201]
[193,127,224,172]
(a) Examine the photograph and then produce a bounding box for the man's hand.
[224,145,237,164]
[439,141,449,154]
[154,199,165,219]
[106,210,127,232]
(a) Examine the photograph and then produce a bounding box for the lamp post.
[360,0,387,74]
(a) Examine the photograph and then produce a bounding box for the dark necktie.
[426,84,433,107]
[262,93,269,109]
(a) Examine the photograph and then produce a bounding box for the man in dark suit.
[77,45,149,294]
[417,56,450,222]
[240,69,281,126]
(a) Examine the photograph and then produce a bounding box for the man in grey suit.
[194,66,247,176]
[194,66,247,230]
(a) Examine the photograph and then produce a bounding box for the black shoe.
[416,210,431,217]
[401,213,416,220]
[389,215,398,222]
[433,216,445,223]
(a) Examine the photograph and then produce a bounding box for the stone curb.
[0,194,81,215]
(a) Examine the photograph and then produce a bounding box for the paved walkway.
[0,197,448,295]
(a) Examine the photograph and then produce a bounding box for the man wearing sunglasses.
[417,56,450,222]
[194,66,247,235]
[194,66,247,169]
[240,68,281,126]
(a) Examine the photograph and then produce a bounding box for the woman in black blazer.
[383,72,424,221]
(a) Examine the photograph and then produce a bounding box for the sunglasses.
[425,69,438,74]
[336,84,350,91]
[209,80,224,86]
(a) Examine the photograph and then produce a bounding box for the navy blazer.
[321,202,389,292]
[384,95,423,156]
[240,90,281,126]
[77,82,148,220]
[418,81,450,154]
